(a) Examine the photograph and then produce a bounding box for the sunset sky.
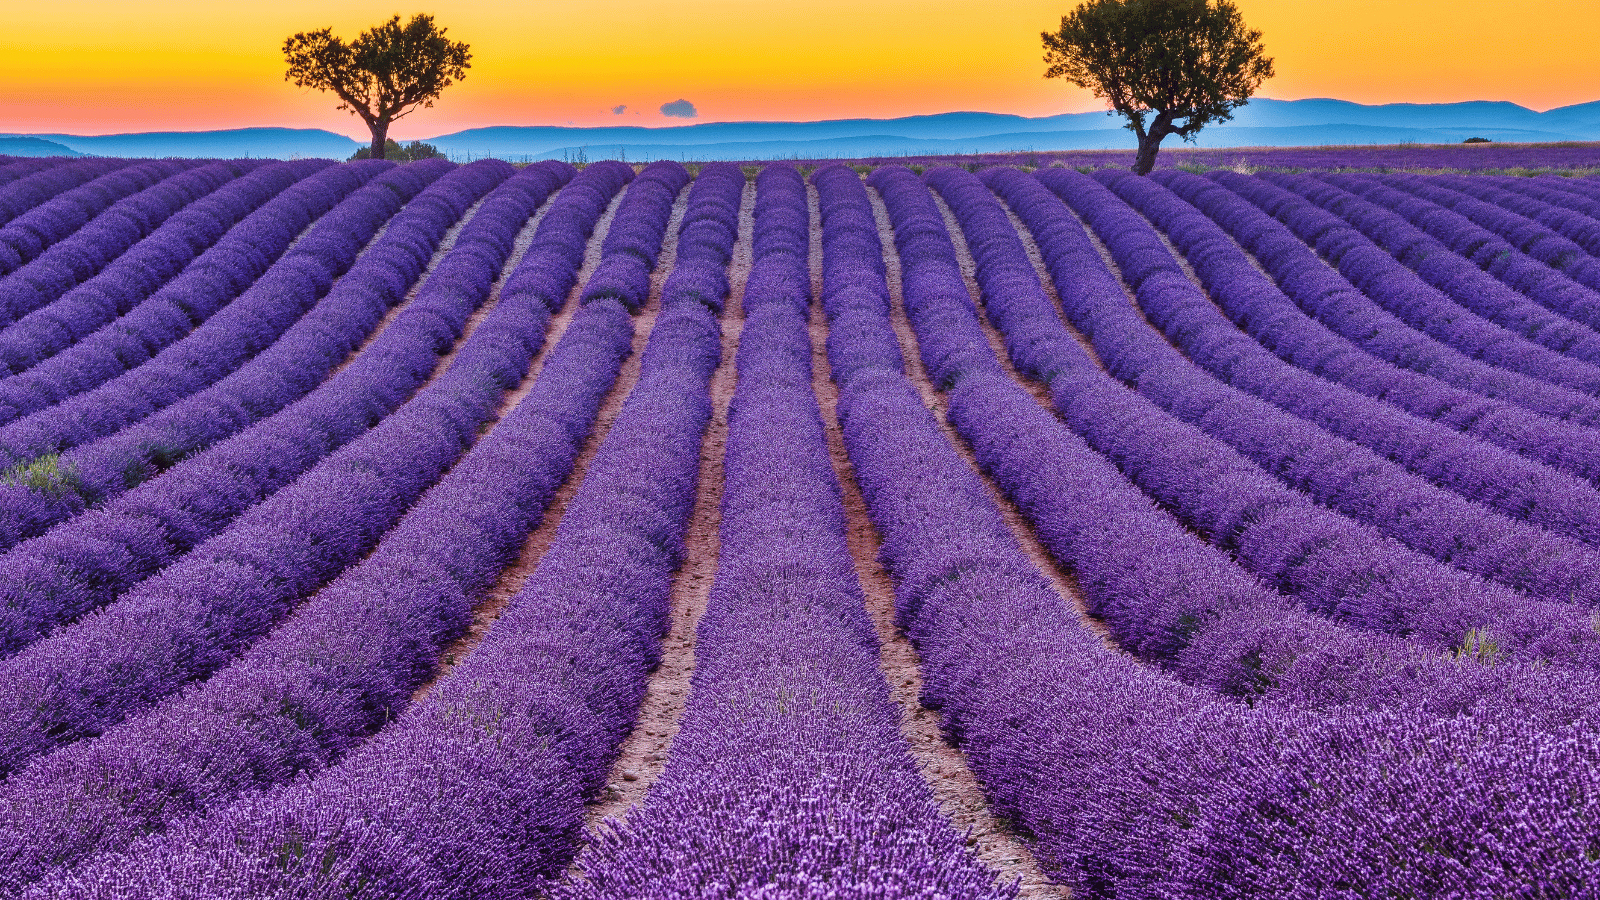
[3,0,1597,138]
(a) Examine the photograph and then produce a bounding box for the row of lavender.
[3,152,1600,897]
[561,165,1012,898]
[5,159,708,897]
[0,155,678,882]
[860,162,1600,895]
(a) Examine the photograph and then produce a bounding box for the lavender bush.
[28,265,719,900]
[0,159,398,436]
[581,161,691,311]
[0,160,320,374]
[562,202,1009,899]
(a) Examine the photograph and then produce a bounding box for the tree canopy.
[1043,0,1273,174]
[284,14,470,161]
[349,139,448,162]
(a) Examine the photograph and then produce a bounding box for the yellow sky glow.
[2,1,1597,138]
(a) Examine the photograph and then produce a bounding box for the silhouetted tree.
[284,14,470,161]
[350,139,447,162]
[1043,0,1273,174]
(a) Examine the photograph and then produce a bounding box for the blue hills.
[6,99,1600,161]
[0,136,81,157]
[0,128,362,160]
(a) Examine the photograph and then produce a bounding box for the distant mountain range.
[0,137,80,157]
[0,128,362,160]
[6,99,1600,161]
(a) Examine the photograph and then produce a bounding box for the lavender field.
[766,140,1600,175]
[0,152,1598,898]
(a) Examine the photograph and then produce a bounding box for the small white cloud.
[612,104,627,115]
[659,99,697,119]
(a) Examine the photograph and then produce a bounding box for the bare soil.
[877,186,1116,659]
[1055,198,1174,350]
[328,197,491,380]
[990,194,1106,370]
[829,181,1070,898]
[582,179,752,827]
[411,182,641,701]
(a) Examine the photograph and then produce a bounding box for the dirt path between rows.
[814,179,1068,898]
[327,196,491,380]
[581,177,751,827]
[889,185,1117,658]
[991,192,1105,370]
[1053,195,1177,356]
[411,180,645,700]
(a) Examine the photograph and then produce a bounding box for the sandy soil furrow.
[410,180,645,701]
[582,177,752,826]
[810,178,1067,898]
[872,185,1115,661]
[991,191,1106,369]
[1054,198,1176,348]
[328,196,490,379]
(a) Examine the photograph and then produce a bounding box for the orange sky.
[2,0,1597,138]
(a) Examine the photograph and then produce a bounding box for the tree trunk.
[369,120,389,161]
[1133,131,1164,175]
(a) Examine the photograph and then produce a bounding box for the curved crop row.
[0,159,566,659]
[1207,170,1600,423]
[0,160,431,447]
[0,166,650,897]
[582,162,691,311]
[0,160,323,375]
[865,170,1005,390]
[0,159,71,190]
[659,162,744,311]
[1220,171,1600,401]
[31,281,719,900]
[848,369,1600,897]
[0,159,397,437]
[1481,172,1600,266]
